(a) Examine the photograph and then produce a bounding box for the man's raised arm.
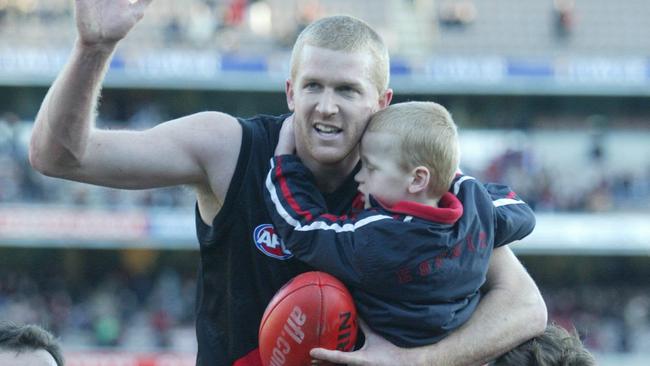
[29,0,243,213]
[30,0,152,178]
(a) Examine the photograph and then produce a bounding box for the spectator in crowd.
[0,322,65,366]
[553,0,575,40]
[438,0,477,29]
[490,323,596,366]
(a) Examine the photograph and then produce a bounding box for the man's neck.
[298,153,360,194]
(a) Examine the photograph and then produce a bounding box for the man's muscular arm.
[311,246,547,366]
[30,0,150,176]
[29,0,243,222]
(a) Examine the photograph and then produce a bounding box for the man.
[0,322,64,366]
[29,1,546,365]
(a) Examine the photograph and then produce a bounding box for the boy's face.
[286,45,390,168]
[355,131,412,208]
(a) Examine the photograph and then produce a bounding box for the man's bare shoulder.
[161,111,241,157]
[179,111,243,223]
[177,111,240,132]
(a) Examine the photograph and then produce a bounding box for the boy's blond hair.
[290,15,390,94]
[367,101,460,198]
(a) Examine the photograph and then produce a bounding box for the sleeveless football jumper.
[194,114,360,365]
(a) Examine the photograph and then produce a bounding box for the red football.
[259,271,358,366]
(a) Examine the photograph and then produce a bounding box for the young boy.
[263,101,536,347]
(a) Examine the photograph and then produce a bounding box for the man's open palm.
[75,0,153,46]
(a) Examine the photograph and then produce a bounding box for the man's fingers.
[310,348,357,364]
[129,0,153,10]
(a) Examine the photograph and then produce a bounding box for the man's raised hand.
[74,0,153,47]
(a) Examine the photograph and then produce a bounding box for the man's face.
[286,45,391,167]
[355,131,411,208]
[0,349,58,366]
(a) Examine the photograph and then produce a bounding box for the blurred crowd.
[0,111,195,209]
[0,0,261,49]
[0,0,342,52]
[545,285,650,354]
[0,263,197,352]
[3,0,650,60]
[1,260,649,354]
[469,143,650,213]
[1,0,619,57]
[2,109,648,212]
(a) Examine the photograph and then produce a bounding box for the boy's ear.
[378,88,393,109]
[286,79,295,111]
[408,166,430,194]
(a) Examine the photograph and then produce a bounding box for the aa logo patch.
[253,224,293,260]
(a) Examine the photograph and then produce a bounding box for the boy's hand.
[275,115,296,156]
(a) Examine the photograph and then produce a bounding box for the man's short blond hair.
[367,101,460,198]
[290,15,390,94]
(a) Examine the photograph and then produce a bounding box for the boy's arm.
[484,183,536,246]
[264,155,389,285]
[311,246,547,366]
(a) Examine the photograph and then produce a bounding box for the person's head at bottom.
[490,323,596,366]
[0,322,64,366]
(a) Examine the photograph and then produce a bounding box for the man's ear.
[286,79,295,111]
[408,166,430,194]
[378,88,394,109]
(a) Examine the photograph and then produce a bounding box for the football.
[258,271,358,366]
